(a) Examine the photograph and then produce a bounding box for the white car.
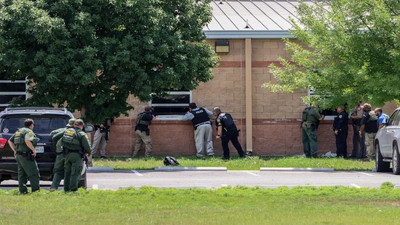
[375,107,400,174]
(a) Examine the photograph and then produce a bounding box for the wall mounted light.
[215,40,229,53]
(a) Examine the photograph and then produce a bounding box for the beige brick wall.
[98,38,398,157]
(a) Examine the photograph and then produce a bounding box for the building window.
[150,90,192,119]
[0,74,27,112]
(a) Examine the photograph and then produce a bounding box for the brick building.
[104,0,356,157]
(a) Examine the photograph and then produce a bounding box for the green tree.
[0,0,218,123]
[264,0,400,109]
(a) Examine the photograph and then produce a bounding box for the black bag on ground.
[164,156,179,166]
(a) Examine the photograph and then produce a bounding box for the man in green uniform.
[54,119,91,192]
[8,119,40,194]
[301,105,323,158]
[49,118,76,192]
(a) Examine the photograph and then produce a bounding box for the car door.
[379,110,400,157]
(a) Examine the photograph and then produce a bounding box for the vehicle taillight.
[0,138,7,148]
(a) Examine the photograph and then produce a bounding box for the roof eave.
[203,30,294,39]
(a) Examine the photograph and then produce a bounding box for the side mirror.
[83,124,94,133]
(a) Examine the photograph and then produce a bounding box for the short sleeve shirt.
[377,113,389,126]
[304,107,322,124]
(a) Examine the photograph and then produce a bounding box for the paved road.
[1,170,400,191]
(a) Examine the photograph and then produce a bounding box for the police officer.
[333,106,349,158]
[55,119,91,192]
[213,107,245,160]
[48,118,76,192]
[91,118,113,159]
[350,103,365,158]
[133,106,155,157]
[183,102,214,158]
[301,105,323,158]
[8,119,40,194]
[359,103,378,159]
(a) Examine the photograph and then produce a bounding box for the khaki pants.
[365,132,376,159]
[133,130,152,157]
[91,129,107,157]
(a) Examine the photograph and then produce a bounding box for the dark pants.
[15,154,40,194]
[335,131,348,158]
[221,131,245,159]
[64,152,83,192]
[302,126,318,157]
[51,154,65,189]
[351,125,365,158]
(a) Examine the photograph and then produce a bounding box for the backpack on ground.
[163,156,179,166]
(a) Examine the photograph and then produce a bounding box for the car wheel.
[392,143,400,175]
[376,142,390,172]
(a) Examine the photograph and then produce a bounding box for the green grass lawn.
[93,156,375,171]
[0,185,399,225]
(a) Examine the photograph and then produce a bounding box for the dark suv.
[0,107,89,189]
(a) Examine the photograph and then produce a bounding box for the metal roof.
[204,0,318,39]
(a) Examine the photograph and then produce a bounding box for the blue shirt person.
[374,108,389,130]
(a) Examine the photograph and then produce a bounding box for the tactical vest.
[62,128,81,145]
[190,108,210,127]
[136,112,151,126]
[14,128,29,145]
[219,113,237,133]
[302,107,311,122]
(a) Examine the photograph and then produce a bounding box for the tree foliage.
[0,0,218,123]
[264,0,400,109]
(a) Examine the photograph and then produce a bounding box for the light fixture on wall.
[215,40,229,53]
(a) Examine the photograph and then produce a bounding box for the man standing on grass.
[333,106,348,158]
[301,104,324,158]
[133,106,155,158]
[359,103,378,160]
[213,107,245,160]
[49,118,75,192]
[57,119,91,191]
[183,102,214,158]
[8,119,40,194]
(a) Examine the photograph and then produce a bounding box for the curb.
[87,167,115,172]
[155,166,227,171]
[260,167,334,172]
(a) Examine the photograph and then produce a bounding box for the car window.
[1,117,69,134]
[1,118,24,133]
[389,110,400,126]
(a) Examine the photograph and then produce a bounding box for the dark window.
[0,117,69,134]
[0,78,27,107]
[151,91,191,116]
[389,110,400,126]
[0,83,26,92]
[0,95,26,104]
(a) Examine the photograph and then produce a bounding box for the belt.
[194,121,211,128]
[64,148,80,153]
[16,151,29,155]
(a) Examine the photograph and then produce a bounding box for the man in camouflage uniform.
[301,105,323,158]
[49,118,76,192]
[8,119,40,194]
[54,119,91,192]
